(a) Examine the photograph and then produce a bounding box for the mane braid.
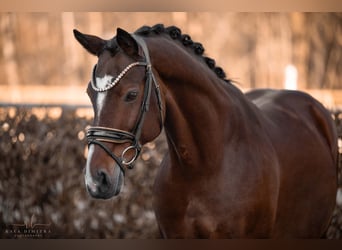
[135,24,232,84]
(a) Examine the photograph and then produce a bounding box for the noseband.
[86,34,163,175]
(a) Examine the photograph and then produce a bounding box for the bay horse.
[73,24,338,238]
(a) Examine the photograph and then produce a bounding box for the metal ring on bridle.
[121,145,140,167]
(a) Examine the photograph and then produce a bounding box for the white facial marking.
[95,74,114,89]
[85,144,97,192]
[95,75,114,117]
[97,92,106,118]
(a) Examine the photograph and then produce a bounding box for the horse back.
[246,88,337,160]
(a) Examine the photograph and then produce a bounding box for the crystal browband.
[91,61,148,92]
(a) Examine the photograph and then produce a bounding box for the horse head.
[74,28,165,199]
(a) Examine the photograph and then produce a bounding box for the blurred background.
[0,12,342,238]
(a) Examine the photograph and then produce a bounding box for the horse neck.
[147,36,252,173]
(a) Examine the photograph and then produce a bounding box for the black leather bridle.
[86,34,163,175]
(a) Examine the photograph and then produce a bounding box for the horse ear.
[116,28,139,57]
[73,29,105,56]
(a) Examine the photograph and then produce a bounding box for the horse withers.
[73,24,338,238]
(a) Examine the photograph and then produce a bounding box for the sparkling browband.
[91,61,148,92]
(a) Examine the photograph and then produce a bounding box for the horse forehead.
[95,74,115,89]
[97,49,130,73]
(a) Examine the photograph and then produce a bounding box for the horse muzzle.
[85,167,124,199]
[85,148,125,199]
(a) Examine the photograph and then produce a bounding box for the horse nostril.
[97,170,110,188]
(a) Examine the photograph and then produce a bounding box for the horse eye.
[125,91,138,102]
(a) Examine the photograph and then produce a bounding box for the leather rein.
[86,34,163,175]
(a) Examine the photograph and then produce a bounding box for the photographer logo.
[4,214,52,238]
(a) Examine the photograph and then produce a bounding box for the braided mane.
[134,24,231,84]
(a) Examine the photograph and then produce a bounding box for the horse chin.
[85,167,124,200]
